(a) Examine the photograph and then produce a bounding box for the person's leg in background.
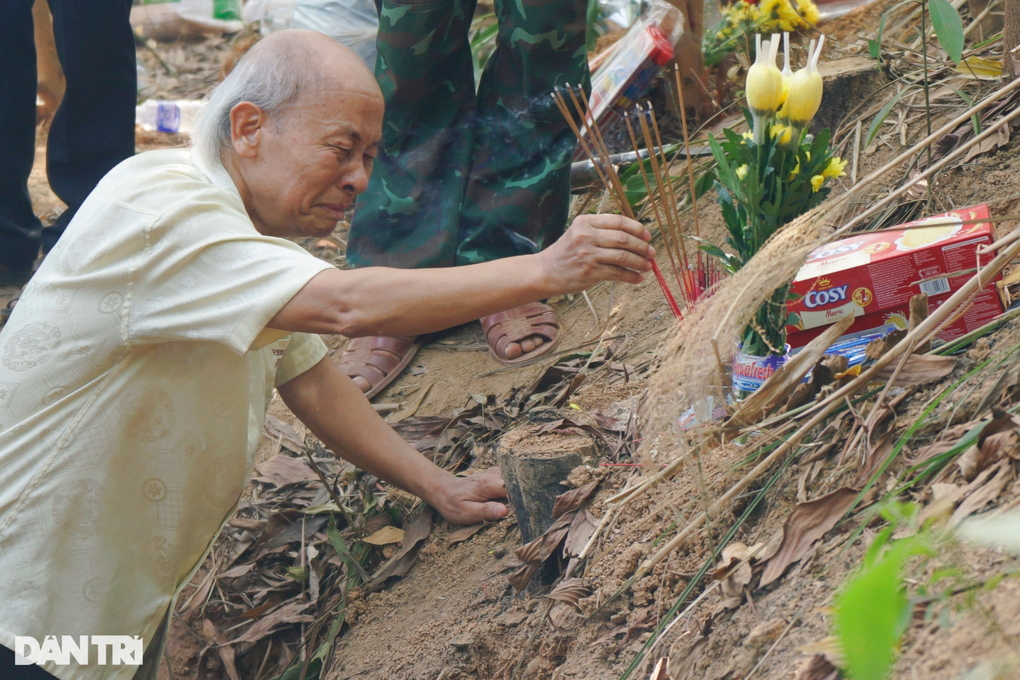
[346,0,479,270]
[0,644,59,679]
[340,0,479,397]
[0,0,44,284]
[44,0,135,252]
[460,0,590,362]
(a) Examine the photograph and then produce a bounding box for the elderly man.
[0,30,652,680]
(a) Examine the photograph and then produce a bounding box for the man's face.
[239,80,384,239]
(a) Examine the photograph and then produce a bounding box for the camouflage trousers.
[346,0,591,268]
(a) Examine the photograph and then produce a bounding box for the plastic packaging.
[136,100,206,135]
[581,0,684,155]
[291,0,379,69]
[175,0,244,32]
[242,0,298,34]
[732,345,791,396]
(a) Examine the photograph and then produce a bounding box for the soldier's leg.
[346,0,478,269]
[0,0,42,279]
[45,0,135,251]
[454,0,590,266]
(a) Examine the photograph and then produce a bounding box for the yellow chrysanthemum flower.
[810,175,824,192]
[822,156,847,179]
[800,0,820,25]
[770,122,793,144]
[736,164,749,180]
[777,0,808,30]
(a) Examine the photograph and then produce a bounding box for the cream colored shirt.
[0,149,334,680]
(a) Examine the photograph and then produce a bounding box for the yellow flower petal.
[822,156,847,179]
[810,174,824,192]
[770,122,793,145]
[736,164,749,180]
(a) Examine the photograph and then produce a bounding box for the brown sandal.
[480,302,562,366]
[337,335,422,399]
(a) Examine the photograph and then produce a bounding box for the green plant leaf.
[928,0,965,63]
[946,85,980,135]
[836,537,931,680]
[867,88,910,148]
[869,12,889,60]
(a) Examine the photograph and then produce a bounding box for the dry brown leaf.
[797,636,844,666]
[386,381,433,424]
[217,563,254,580]
[873,354,956,387]
[229,601,316,647]
[253,454,318,487]
[919,483,968,524]
[855,430,896,488]
[728,316,854,428]
[949,460,1013,528]
[264,414,306,452]
[907,420,981,465]
[711,541,761,599]
[552,481,600,519]
[515,511,574,565]
[508,562,541,591]
[649,657,674,680]
[544,578,591,612]
[362,525,405,546]
[446,523,485,546]
[795,654,840,680]
[202,619,240,680]
[366,508,433,591]
[760,488,858,587]
[564,509,598,557]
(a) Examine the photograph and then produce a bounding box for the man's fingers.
[474,467,508,498]
[595,247,654,273]
[483,502,509,521]
[579,214,650,241]
[592,264,645,285]
[595,230,655,261]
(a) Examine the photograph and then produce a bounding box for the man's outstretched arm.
[267,214,654,338]
[277,355,508,525]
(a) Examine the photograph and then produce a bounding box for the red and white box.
[786,204,1004,349]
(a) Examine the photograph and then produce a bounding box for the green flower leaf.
[928,0,965,64]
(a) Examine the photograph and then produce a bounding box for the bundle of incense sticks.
[552,85,683,322]
[553,75,725,323]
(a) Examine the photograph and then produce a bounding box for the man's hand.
[280,357,511,527]
[428,467,509,525]
[538,214,655,292]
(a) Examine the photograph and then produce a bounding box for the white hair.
[191,40,304,178]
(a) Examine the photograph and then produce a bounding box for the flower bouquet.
[700,34,846,392]
[704,0,820,66]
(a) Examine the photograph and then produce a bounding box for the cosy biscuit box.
[785,205,1003,348]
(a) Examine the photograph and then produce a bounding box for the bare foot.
[481,303,560,365]
[502,335,545,360]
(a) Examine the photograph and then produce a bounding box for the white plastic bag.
[175,0,245,33]
[291,0,379,69]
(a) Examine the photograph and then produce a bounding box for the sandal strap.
[481,303,562,363]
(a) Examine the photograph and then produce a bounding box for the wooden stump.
[814,57,888,135]
[496,423,595,545]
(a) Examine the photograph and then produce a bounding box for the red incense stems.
[650,258,684,321]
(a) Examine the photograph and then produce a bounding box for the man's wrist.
[528,251,559,299]
[416,466,456,511]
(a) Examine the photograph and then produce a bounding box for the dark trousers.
[346,0,590,269]
[0,0,136,271]
[0,644,59,679]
